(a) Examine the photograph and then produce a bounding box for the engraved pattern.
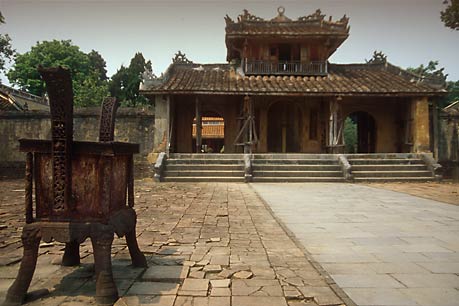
[38,66,73,213]
[99,97,119,142]
[25,152,33,223]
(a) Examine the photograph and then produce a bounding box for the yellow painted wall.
[412,96,431,152]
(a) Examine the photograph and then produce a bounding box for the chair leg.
[62,241,80,266]
[2,226,41,306]
[125,229,147,268]
[91,226,118,306]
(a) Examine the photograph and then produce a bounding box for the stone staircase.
[155,153,440,183]
[161,153,245,182]
[347,154,436,182]
[251,154,344,182]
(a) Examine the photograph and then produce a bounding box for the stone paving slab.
[251,183,459,306]
[0,180,345,306]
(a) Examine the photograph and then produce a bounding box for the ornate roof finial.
[366,51,387,64]
[271,6,291,22]
[172,51,193,64]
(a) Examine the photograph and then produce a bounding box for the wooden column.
[328,97,343,153]
[195,97,202,153]
[258,107,268,152]
[281,110,287,153]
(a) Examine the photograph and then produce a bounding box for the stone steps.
[252,155,342,182]
[252,164,339,171]
[347,158,424,165]
[167,159,244,165]
[352,164,427,171]
[352,170,432,178]
[353,177,435,182]
[252,177,345,183]
[347,155,434,182]
[254,170,343,177]
[163,154,245,181]
[165,170,245,177]
[158,153,437,183]
[163,176,245,183]
[166,164,243,171]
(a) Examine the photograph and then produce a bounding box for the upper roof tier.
[225,7,350,38]
[225,7,351,63]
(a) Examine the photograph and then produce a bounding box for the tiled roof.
[141,62,446,97]
[225,8,349,38]
[0,84,49,112]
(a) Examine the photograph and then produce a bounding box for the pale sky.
[1,0,458,85]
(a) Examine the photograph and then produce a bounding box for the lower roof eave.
[141,90,446,98]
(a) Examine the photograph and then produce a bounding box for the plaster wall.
[0,108,155,176]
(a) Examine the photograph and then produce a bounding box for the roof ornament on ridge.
[172,51,193,65]
[271,6,291,22]
[139,67,162,90]
[366,51,388,64]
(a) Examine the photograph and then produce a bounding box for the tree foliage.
[7,40,109,106]
[441,0,459,30]
[343,117,357,153]
[407,61,457,107]
[109,52,152,107]
[88,49,108,81]
[0,11,15,76]
[406,60,447,81]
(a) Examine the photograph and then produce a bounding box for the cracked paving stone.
[210,279,231,288]
[0,181,344,306]
[232,270,253,279]
[141,265,189,282]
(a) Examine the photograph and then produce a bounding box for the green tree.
[74,72,109,107]
[109,52,152,107]
[406,60,446,81]
[88,49,108,81]
[441,0,459,30]
[7,40,109,106]
[0,12,15,77]
[343,117,357,153]
[445,80,459,106]
[407,61,457,107]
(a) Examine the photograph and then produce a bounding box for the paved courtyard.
[0,180,346,306]
[252,183,459,306]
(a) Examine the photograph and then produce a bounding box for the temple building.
[140,7,446,182]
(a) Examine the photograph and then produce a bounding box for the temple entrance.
[267,102,302,153]
[344,111,376,153]
[192,112,225,153]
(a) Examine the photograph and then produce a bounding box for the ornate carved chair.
[3,66,147,306]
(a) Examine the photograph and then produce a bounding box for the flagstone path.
[252,183,459,306]
[0,180,347,306]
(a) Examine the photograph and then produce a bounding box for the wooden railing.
[243,59,327,76]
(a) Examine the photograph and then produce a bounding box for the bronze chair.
[2,66,147,306]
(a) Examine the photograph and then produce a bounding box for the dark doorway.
[278,44,291,61]
[268,102,302,153]
[192,111,225,153]
[345,112,376,153]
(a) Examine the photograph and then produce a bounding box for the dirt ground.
[366,181,459,205]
